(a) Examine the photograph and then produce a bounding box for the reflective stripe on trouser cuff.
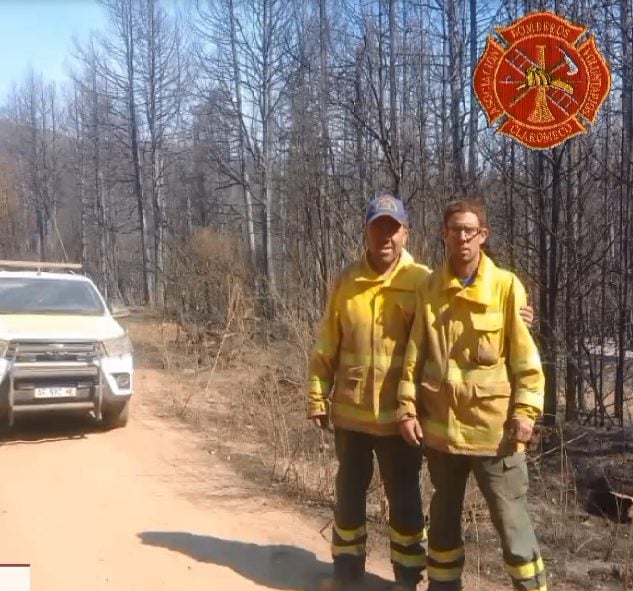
[391,548,427,568]
[427,565,463,582]
[331,543,365,557]
[428,546,465,563]
[506,557,545,580]
[427,545,464,583]
[390,526,427,546]
[333,523,367,543]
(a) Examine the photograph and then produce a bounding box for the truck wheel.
[101,400,130,429]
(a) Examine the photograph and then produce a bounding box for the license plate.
[34,387,77,399]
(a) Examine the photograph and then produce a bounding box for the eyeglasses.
[446,225,481,239]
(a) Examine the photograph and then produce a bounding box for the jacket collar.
[440,251,495,305]
[356,248,414,284]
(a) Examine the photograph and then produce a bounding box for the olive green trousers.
[425,447,546,591]
[330,428,427,585]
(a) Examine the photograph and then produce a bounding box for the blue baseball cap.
[365,193,408,226]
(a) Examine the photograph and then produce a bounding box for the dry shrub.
[161,228,256,370]
[167,227,253,327]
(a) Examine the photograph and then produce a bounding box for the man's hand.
[509,416,534,443]
[311,414,329,430]
[399,417,424,447]
[519,304,534,328]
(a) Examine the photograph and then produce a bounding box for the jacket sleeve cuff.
[307,377,330,417]
[397,380,417,421]
[512,402,540,422]
[513,389,544,412]
[398,379,416,401]
[308,378,331,396]
[397,401,417,421]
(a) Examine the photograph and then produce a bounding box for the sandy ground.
[0,368,505,591]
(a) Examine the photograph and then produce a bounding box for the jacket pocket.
[502,452,529,498]
[335,365,365,405]
[473,381,512,399]
[470,312,504,366]
[472,382,512,424]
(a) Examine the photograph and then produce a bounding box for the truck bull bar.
[7,361,104,427]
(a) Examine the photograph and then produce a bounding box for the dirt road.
[0,369,404,591]
[0,368,510,591]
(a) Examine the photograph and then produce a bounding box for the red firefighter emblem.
[473,12,611,149]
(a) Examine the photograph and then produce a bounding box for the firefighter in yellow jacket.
[398,199,546,591]
[308,192,429,591]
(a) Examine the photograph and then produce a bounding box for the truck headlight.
[0,340,9,358]
[102,335,133,357]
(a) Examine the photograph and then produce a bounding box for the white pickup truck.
[0,261,133,429]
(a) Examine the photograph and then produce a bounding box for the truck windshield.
[0,278,106,315]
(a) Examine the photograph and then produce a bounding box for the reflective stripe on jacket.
[397,253,544,455]
[308,250,431,435]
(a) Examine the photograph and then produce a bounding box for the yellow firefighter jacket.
[397,252,545,455]
[307,250,431,435]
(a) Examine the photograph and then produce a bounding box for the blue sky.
[0,0,106,100]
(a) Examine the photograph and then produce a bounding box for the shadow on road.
[138,531,392,591]
[0,413,103,445]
